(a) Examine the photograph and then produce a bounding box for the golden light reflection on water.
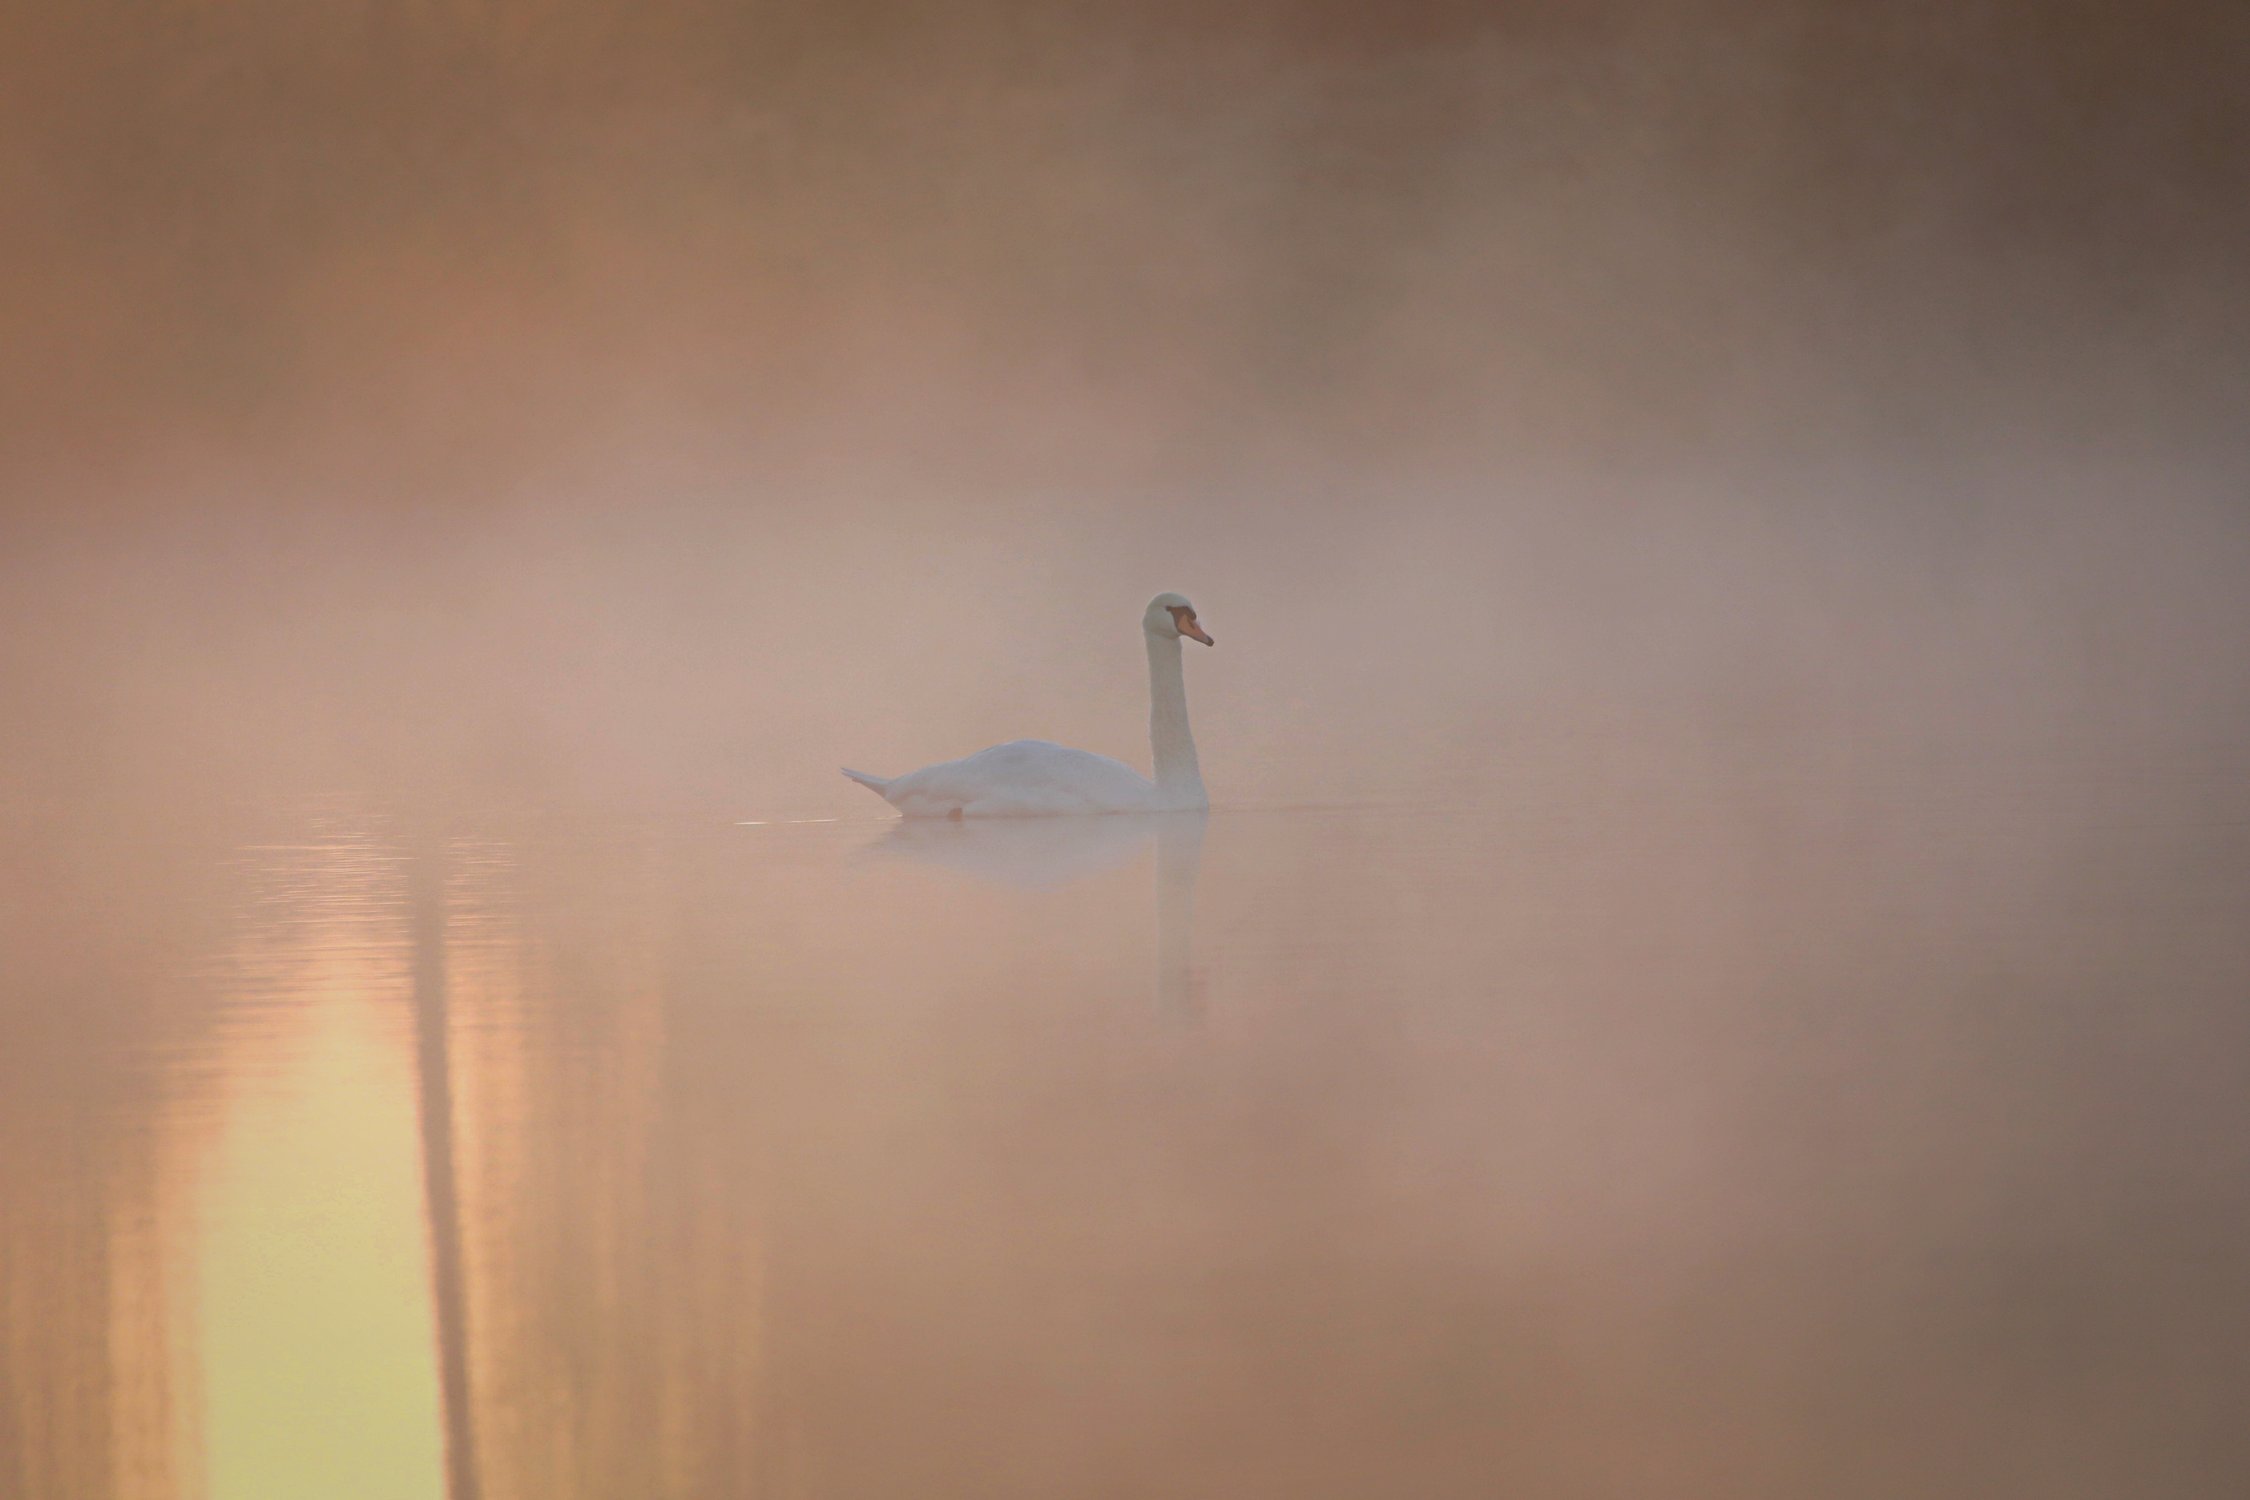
[188,825,446,1500]
[198,994,443,1500]
[4,774,2250,1499]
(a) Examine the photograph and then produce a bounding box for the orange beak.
[1171,607,1214,646]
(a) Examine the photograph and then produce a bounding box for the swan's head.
[1145,592,1214,646]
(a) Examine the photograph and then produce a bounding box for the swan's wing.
[883,739,1155,817]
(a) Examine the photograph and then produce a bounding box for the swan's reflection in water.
[873,811,1208,1014]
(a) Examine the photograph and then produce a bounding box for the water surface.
[4,767,2248,1499]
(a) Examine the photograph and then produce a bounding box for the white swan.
[843,593,1214,818]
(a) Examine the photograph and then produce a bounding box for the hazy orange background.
[4,1,2247,813]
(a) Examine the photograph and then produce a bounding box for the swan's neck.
[1147,634,1206,808]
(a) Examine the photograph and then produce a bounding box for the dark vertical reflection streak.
[411,835,482,1500]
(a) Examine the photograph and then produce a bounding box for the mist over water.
[6,4,2250,812]
[5,3,2250,1497]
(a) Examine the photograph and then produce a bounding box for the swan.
[843,593,1214,818]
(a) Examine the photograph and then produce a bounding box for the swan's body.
[843,740,1168,818]
[844,593,1214,819]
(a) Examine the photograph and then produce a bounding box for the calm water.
[5,766,2249,1499]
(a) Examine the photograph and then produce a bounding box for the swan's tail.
[840,767,894,798]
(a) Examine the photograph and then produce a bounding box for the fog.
[5,1,2248,820]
